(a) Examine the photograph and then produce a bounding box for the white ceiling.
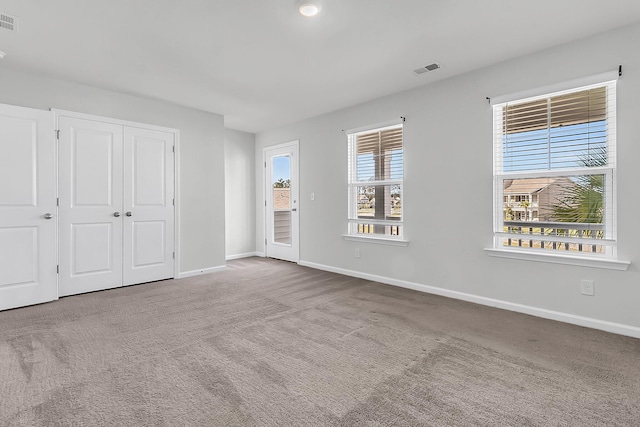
[1,1,640,133]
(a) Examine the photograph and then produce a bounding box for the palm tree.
[273,178,290,188]
[552,175,603,223]
[551,147,606,238]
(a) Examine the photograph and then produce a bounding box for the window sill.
[484,248,630,271]
[342,234,409,247]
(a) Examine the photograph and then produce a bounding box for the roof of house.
[504,178,557,195]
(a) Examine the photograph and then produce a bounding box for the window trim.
[484,248,629,271]
[346,120,406,242]
[342,234,409,246]
[490,70,619,106]
[488,73,628,267]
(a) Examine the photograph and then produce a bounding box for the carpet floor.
[1,257,639,426]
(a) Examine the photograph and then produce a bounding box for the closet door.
[58,117,123,296]
[123,127,174,285]
[0,104,57,310]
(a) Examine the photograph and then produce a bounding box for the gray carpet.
[1,257,639,426]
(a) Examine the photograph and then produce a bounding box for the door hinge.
[55,130,60,140]
[264,161,266,168]
[265,200,267,207]
[56,265,59,274]
[173,252,175,259]
[172,145,175,153]
[265,239,267,245]
[172,198,175,206]
[56,197,59,207]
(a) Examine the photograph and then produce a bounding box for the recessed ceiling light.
[299,3,320,17]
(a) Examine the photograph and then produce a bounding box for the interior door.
[0,104,57,310]
[265,141,299,262]
[58,117,123,296]
[122,127,174,285]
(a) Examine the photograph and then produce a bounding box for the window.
[492,79,617,256]
[347,123,403,238]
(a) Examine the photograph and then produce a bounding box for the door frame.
[263,140,300,263]
[52,109,181,280]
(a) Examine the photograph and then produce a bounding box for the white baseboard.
[255,252,265,258]
[177,265,226,279]
[298,260,640,339]
[226,252,260,261]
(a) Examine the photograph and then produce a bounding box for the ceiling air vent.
[0,13,17,32]
[413,63,440,75]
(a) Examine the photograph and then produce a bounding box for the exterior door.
[0,104,57,310]
[265,141,299,262]
[123,127,174,285]
[58,117,124,296]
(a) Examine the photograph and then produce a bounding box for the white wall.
[256,23,640,334]
[225,129,256,258]
[0,67,226,274]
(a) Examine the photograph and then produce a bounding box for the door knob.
[43,213,53,219]
[114,212,121,217]
[125,211,132,217]
[291,208,297,212]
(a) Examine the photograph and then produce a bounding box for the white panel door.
[0,104,57,310]
[265,141,299,263]
[123,127,174,285]
[58,117,123,296]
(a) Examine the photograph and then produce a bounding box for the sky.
[272,155,291,183]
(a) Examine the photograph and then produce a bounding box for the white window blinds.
[492,78,617,256]
[497,85,614,173]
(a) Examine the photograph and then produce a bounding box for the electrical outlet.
[581,279,595,296]
[354,248,360,258]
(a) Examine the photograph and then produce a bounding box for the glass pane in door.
[272,155,291,245]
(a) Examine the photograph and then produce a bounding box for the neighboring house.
[357,194,370,207]
[503,177,576,221]
[273,188,291,210]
